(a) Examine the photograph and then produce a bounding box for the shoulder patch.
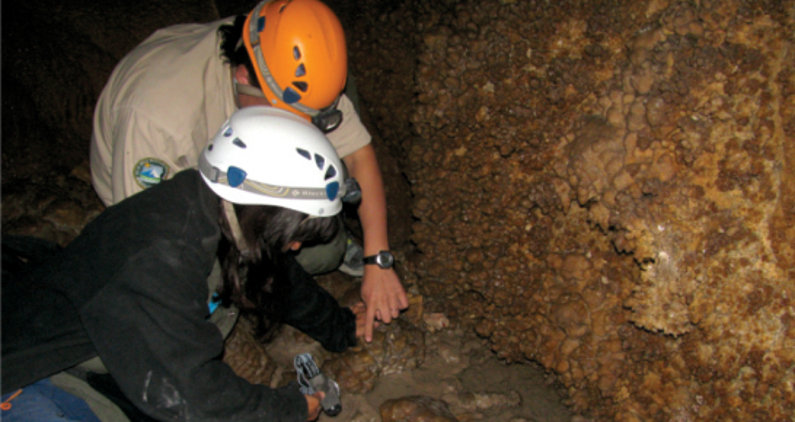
[133,158,170,189]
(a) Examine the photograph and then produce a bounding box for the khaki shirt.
[91,18,371,206]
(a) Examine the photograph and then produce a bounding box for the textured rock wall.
[374,0,794,420]
[328,0,419,250]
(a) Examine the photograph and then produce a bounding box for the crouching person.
[1,107,365,421]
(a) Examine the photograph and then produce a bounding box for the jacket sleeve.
[279,256,357,352]
[79,235,308,422]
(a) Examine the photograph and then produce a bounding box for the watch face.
[375,251,394,268]
[365,250,395,268]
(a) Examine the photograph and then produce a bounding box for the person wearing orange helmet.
[90,0,407,343]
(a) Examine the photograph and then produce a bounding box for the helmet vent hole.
[227,166,247,188]
[326,181,340,201]
[292,81,308,92]
[232,138,247,148]
[314,154,325,170]
[223,126,233,137]
[257,16,265,32]
[293,46,302,60]
[324,165,337,180]
[207,144,214,151]
[296,148,311,160]
[295,63,306,77]
[283,87,301,104]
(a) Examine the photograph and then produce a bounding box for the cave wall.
[351,0,793,420]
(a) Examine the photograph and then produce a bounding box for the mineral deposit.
[347,0,795,420]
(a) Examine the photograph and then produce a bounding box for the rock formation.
[346,0,794,419]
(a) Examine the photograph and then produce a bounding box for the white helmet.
[199,106,344,217]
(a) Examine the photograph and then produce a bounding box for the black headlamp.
[311,99,343,133]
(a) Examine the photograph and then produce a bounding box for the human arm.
[343,144,409,342]
[279,256,359,352]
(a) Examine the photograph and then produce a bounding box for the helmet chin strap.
[235,81,267,98]
[221,200,254,261]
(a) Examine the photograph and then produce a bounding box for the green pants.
[294,219,347,275]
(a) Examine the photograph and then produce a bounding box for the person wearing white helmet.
[90,0,409,344]
[2,107,364,422]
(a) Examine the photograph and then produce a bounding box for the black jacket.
[2,170,356,421]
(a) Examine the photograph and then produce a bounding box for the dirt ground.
[249,274,578,422]
[263,323,577,422]
[350,329,576,422]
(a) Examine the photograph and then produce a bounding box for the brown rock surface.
[380,395,458,422]
[362,0,794,420]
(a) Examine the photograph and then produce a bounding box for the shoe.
[338,237,364,277]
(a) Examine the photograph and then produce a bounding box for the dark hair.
[219,15,261,89]
[217,202,339,339]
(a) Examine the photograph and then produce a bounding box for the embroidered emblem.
[133,158,169,189]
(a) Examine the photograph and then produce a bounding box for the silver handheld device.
[294,353,342,417]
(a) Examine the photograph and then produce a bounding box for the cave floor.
[353,330,576,422]
[274,273,578,422]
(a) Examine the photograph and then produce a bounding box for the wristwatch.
[363,250,394,269]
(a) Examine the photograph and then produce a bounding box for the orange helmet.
[242,0,347,128]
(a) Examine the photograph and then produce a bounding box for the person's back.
[90,19,237,206]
